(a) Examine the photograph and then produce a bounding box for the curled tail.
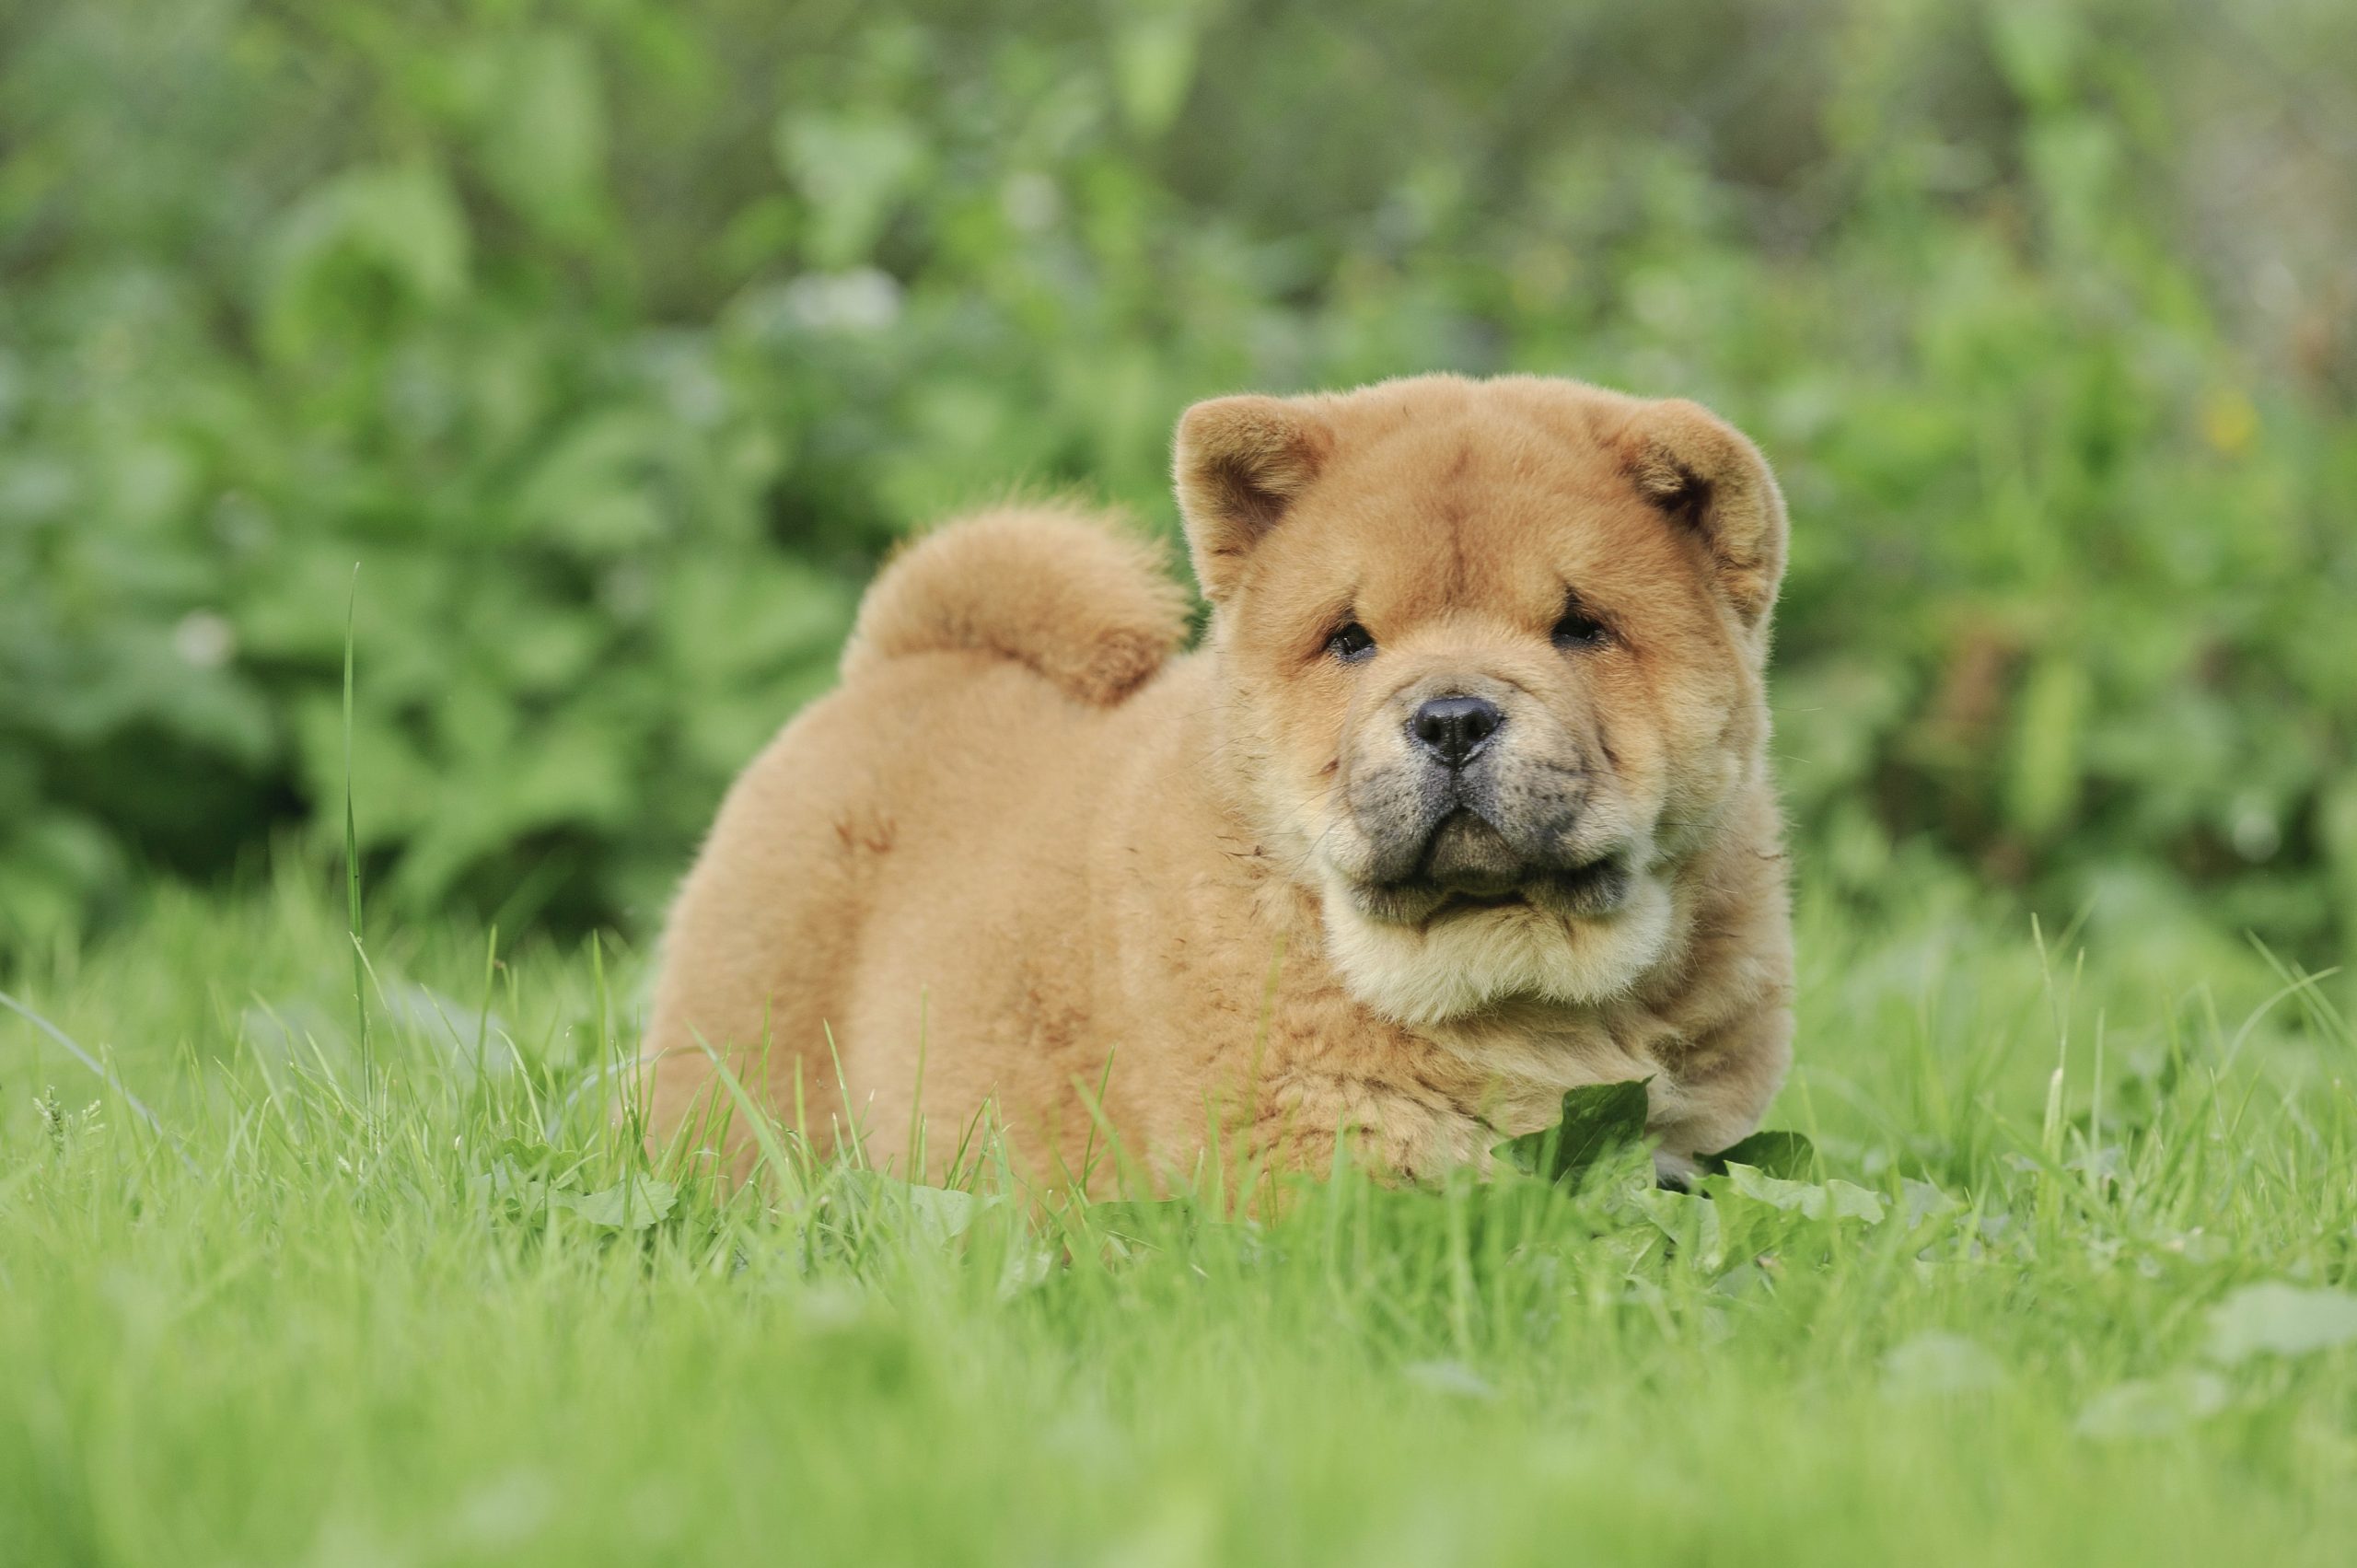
[841,504,1191,705]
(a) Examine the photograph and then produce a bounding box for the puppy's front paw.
[1258,1074,1488,1183]
[1652,1149,1701,1191]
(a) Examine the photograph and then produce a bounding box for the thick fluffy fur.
[841,504,1191,705]
[643,375,1794,1188]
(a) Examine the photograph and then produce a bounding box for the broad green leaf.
[1702,1129,1818,1180]
[1882,1331,2006,1399]
[2322,776,2357,957]
[825,1172,993,1246]
[2205,1283,2357,1365]
[471,31,608,240]
[557,1176,677,1230]
[2007,654,2090,841]
[2075,1372,2228,1438]
[1900,1179,1964,1229]
[263,163,470,354]
[1402,1360,1498,1401]
[1822,1180,1888,1224]
[1495,1079,1651,1186]
[1988,2,2084,110]
[1722,1165,1887,1225]
[776,110,927,267]
[1112,14,1200,136]
[902,1183,988,1244]
[1627,1184,1724,1271]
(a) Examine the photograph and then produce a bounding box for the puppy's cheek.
[1343,714,1414,788]
[1311,807,1379,882]
[1593,733,1672,843]
[1645,724,1747,854]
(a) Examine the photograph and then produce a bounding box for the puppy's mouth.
[1353,811,1630,924]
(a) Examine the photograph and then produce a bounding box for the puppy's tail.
[841,503,1191,705]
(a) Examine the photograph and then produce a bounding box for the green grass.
[3,865,2354,1567]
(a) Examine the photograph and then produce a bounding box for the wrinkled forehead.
[1249,407,1701,613]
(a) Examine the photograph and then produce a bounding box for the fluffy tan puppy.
[641,374,1793,1188]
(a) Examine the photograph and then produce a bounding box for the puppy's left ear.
[1617,400,1788,638]
[1173,394,1334,600]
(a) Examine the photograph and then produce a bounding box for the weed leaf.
[2205,1283,2357,1364]
[1721,1165,1887,1225]
[557,1176,678,1230]
[1496,1079,1652,1185]
[1882,1331,2007,1399]
[903,1183,988,1244]
[1701,1130,1818,1180]
[827,1173,992,1247]
[2076,1372,2228,1438]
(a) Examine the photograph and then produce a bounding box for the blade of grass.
[688,1028,805,1201]
[343,563,372,1121]
[0,987,197,1176]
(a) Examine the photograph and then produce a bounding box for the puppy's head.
[1174,375,1785,1025]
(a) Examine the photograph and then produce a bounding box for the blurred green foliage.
[3,0,2352,950]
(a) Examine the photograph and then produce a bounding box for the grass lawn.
[3,868,2353,1567]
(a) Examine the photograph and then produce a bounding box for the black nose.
[1410,695,1504,768]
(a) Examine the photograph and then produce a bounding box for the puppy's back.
[642,503,1185,1175]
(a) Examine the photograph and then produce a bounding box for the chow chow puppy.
[640,374,1793,1188]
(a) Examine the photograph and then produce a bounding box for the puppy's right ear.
[1173,395,1333,600]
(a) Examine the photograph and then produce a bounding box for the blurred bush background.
[3,0,2351,959]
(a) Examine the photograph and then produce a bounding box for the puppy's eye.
[1552,604,1610,650]
[1325,621,1376,663]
